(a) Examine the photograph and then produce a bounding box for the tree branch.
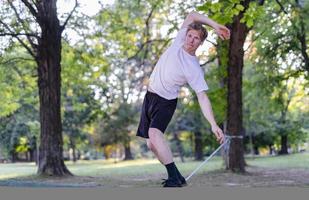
[205,38,217,47]
[0,20,36,58]
[7,0,39,50]
[244,29,267,52]
[140,3,158,66]
[296,16,309,73]
[200,56,216,67]
[0,33,38,37]
[60,0,78,32]
[275,0,288,14]
[0,57,34,66]
[20,0,39,20]
[127,39,169,61]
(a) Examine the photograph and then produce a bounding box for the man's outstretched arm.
[196,91,225,143]
[181,11,230,40]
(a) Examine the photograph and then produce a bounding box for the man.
[136,11,230,187]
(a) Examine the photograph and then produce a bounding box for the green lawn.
[1,152,308,181]
[246,152,309,169]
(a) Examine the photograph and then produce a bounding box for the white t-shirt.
[148,27,209,100]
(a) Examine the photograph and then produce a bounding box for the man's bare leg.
[147,128,173,164]
[147,128,186,186]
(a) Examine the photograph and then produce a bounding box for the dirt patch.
[1,166,308,188]
[188,166,309,187]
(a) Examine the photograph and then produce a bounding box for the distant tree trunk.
[28,149,34,161]
[10,150,17,163]
[123,140,133,160]
[29,136,36,162]
[194,131,203,161]
[69,138,77,162]
[268,144,273,155]
[72,147,77,162]
[103,145,110,159]
[226,0,251,172]
[173,132,185,163]
[36,1,72,176]
[76,150,81,160]
[25,152,29,161]
[279,135,288,155]
[253,145,259,155]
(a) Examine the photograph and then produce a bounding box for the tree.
[0,0,78,176]
[198,0,265,172]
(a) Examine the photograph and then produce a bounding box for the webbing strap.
[185,134,243,182]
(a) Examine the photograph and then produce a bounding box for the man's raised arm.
[181,11,230,40]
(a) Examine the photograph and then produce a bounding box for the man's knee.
[148,128,163,141]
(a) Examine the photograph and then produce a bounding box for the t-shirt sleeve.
[185,65,209,93]
[170,27,187,48]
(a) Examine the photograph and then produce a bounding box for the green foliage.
[61,42,103,151]
[253,0,309,77]
[240,1,264,28]
[243,59,308,152]
[0,44,38,159]
[97,103,138,146]
[0,46,36,117]
[198,0,264,27]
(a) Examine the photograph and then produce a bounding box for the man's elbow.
[196,91,206,101]
[186,11,198,22]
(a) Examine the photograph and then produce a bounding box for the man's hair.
[186,22,208,42]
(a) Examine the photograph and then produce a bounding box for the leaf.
[236,4,244,11]
[247,18,254,27]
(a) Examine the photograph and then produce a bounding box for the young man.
[136,11,230,187]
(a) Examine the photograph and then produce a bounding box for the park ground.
[0,152,308,188]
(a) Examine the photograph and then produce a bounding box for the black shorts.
[136,91,177,138]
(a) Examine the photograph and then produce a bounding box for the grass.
[1,152,308,179]
[0,158,224,180]
[246,153,309,169]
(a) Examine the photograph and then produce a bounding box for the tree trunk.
[253,145,259,155]
[29,136,36,162]
[296,1,309,74]
[268,144,273,155]
[25,152,29,161]
[173,132,185,163]
[10,151,17,163]
[123,140,134,160]
[36,0,72,176]
[279,135,288,155]
[194,131,203,161]
[72,146,77,162]
[226,0,251,172]
[29,149,34,162]
[69,138,77,162]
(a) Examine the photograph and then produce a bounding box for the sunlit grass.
[246,152,309,169]
[0,162,37,179]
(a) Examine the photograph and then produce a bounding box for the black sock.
[174,165,184,179]
[165,162,178,179]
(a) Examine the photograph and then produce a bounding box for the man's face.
[184,29,203,53]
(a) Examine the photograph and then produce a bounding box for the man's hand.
[214,24,230,40]
[211,124,225,144]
